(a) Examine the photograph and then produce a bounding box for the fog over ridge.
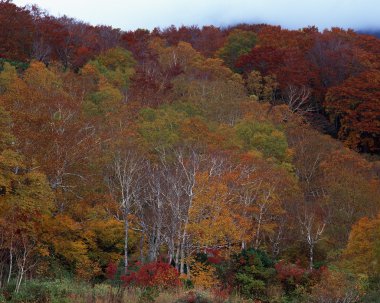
[12,0,380,31]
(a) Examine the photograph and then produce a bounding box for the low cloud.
[13,0,380,31]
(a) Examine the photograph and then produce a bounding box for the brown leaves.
[325,70,380,152]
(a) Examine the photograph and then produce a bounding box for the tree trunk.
[175,241,180,271]
[241,241,246,250]
[15,271,23,293]
[15,255,25,293]
[7,241,13,284]
[179,233,186,274]
[124,215,129,273]
[0,264,3,289]
[139,233,145,263]
[309,243,314,270]
[254,209,263,249]
[148,234,156,262]
[186,262,191,279]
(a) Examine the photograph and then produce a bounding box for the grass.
[1,279,259,303]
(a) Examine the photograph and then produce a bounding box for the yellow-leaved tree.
[343,214,380,277]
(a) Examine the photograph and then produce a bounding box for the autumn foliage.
[0,1,380,302]
[121,261,180,289]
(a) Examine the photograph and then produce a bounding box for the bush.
[362,276,380,302]
[191,262,218,289]
[174,291,212,303]
[106,260,125,287]
[275,260,307,293]
[3,278,97,303]
[137,287,160,303]
[5,279,71,302]
[218,249,276,300]
[121,261,180,289]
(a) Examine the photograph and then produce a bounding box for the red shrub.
[206,248,223,265]
[105,262,118,280]
[121,261,180,289]
[275,260,306,283]
[212,286,232,303]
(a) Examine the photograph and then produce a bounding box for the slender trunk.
[148,222,162,262]
[148,234,156,262]
[240,199,249,251]
[174,228,182,270]
[180,195,193,274]
[139,233,145,263]
[0,264,3,289]
[255,209,263,249]
[180,213,191,274]
[168,237,174,265]
[124,215,129,274]
[180,229,187,274]
[15,249,26,293]
[309,243,314,270]
[175,241,180,271]
[186,262,191,279]
[155,223,161,260]
[7,239,13,284]
[241,241,246,250]
[15,268,24,293]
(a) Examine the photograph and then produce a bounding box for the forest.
[0,0,380,302]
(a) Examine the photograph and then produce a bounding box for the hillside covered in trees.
[0,1,380,302]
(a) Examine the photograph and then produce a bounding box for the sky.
[12,0,380,31]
